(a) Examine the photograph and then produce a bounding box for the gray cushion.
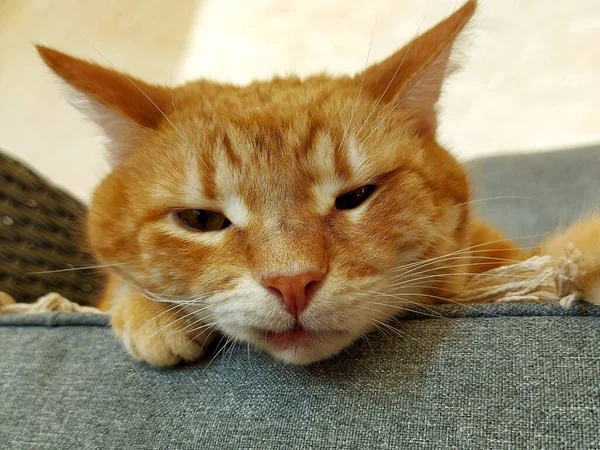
[2,304,599,449]
[1,145,600,449]
[468,145,600,247]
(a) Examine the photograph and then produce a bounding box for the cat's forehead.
[151,119,369,229]
[181,115,369,206]
[147,78,412,215]
[176,85,370,175]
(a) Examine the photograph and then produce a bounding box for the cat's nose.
[260,270,325,318]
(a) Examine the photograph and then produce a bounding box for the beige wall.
[1,0,599,201]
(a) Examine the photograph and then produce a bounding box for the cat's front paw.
[110,293,214,367]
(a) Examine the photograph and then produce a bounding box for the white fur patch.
[222,195,249,227]
[184,155,203,204]
[211,144,250,227]
[181,229,224,245]
[211,274,292,331]
[161,221,225,245]
[311,135,372,215]
[346,205,366,223]
[311,132,343,215]
[312,177,343,215]
[347,136,370,180]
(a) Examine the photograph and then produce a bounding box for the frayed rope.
[451,244,589,307]
[0,292,99,314]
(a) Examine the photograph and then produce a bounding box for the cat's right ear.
[36,45,172,166]
[359,0,476,138]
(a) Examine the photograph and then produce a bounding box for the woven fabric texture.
[0,151,104,306]
[1,303,599,449]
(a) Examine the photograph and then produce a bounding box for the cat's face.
[90,80,469,363]
[38,1,475,364]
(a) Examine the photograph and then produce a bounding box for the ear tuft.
[36,45,173,166]
[360,0,477,137]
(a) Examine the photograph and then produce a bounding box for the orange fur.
[37,0,598,366]
[540,216,600,304]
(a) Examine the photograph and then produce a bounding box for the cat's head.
[39,1,475,364]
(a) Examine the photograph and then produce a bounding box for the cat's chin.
[247,327,360,365]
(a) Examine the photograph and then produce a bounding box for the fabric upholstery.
[1,303,599,449]
[467,145,600,247]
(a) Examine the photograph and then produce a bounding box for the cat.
[37,0,599,367]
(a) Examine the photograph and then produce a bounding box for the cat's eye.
[335,185,376,210]
[176,209,231,231]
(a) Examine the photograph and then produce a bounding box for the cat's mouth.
[263,326,313,349]
[240,322,363,364]
[257,325,347,350]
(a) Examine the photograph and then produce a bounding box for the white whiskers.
[24,262,126,276]
[340,15,378,148]
[353,19,425,139]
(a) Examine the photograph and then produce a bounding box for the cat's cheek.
[133,223,240,293]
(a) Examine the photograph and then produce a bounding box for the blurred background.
[1,0,599,202]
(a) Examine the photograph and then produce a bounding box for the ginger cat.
[37,0,599,366]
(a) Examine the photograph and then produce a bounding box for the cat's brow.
[345,136,370,180]
[183,154,203,204]
[222,195,250,227]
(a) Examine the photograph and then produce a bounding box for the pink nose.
[260,270,325,318]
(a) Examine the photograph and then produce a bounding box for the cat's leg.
[425,219,527,302]
[105,276,216,366]
[540,215,600,305]
[466,219,529,273]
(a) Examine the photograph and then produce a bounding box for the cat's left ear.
[37,45,172,166]
[360,0,476,137]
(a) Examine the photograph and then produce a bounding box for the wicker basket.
[0,151,105,306]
